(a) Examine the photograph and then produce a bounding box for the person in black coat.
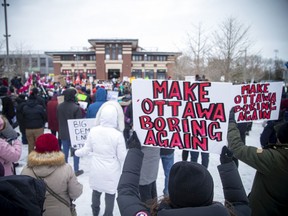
[15,94,28,144]
[21,91,47,153]
[0,86,16,126]
[117,132,251,216]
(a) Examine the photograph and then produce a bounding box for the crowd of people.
[0,75,287,216]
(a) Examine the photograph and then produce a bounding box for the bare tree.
[212,17,252,81]
[186,23,211,78]
[173,55,193,80]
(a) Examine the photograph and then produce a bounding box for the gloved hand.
[127,131,141,150]
[229,107,236,123]
[220,146,233,164]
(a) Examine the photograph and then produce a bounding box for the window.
[61,55,74,61]
[156,56,166,61]
[131,69,142,78]
[111,44,116,60]
[40,58,46,67]
[105,45,110,60]
[144,69,154,79]
[147,55,154,61]
[157,69,166,80]
[23,58,30,67]
[32,58,38,67]
[105,44,123,60]
[118,45,122,60]
[62,69,71,74]
[132,55,142,61]
[48,58,53,67]
[89,55,96,61]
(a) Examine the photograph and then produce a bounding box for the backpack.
[0,175,46,216]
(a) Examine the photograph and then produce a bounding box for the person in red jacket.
[47,92,61,148]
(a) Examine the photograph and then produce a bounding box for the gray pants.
[92,190,115,216]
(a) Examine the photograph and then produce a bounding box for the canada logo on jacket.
[136,211,148,216]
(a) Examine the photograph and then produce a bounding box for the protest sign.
[232,82,283,122]
[107,90,119,101]
[132,80,233,154]
[68,118,97,149]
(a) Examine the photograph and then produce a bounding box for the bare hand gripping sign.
[132,80,233,154]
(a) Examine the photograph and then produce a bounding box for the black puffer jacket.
[22,96,47,129]
[57,88,82,140]
[117,149,251,216]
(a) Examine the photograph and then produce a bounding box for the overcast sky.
[1,0,287,60]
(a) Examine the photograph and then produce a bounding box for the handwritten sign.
[68,118,97,149]
[107,90,119,101]
[232,82,283,122]
[132,80,233,154]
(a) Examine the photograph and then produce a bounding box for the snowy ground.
[16,121,262,216]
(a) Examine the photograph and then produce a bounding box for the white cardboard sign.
[132,80,233,154]
[232,82,283,122]
[68,118,97,149]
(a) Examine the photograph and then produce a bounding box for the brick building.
[46,39,181,81]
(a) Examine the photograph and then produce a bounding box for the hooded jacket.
[0,138,21,176]
[57,89,82,140]
[21,150,83,216]
[75,101,127,194]
[117,148,250,216]
[22,95,47,129]
[15,95,27,133]
[0,90,16,125]
[227,121,288,216]
[86,88,107,118]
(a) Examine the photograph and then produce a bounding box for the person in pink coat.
[0,115,22,176]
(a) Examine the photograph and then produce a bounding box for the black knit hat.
[276,122,288,144]
[168,160,214,208]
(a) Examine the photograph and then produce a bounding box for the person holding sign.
[117,132,251,216]
[75,100,127,216]
[57,88,84,176]
[228,109,288,216]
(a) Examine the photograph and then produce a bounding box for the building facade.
[0,53,54,79]
[46,39,181,81]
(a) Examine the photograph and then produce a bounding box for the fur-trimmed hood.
[28,151,65,167]
[27,151,66,177]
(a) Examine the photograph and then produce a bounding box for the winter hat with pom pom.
[35,133,60,153]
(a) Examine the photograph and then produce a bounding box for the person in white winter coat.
[75,100,127,216]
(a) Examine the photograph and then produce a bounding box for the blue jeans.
[160,152,174,195]
[61,139,80,172]
[190,151,209,168]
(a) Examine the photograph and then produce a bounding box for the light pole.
[2,0,10,78]
[73,54,78,83]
